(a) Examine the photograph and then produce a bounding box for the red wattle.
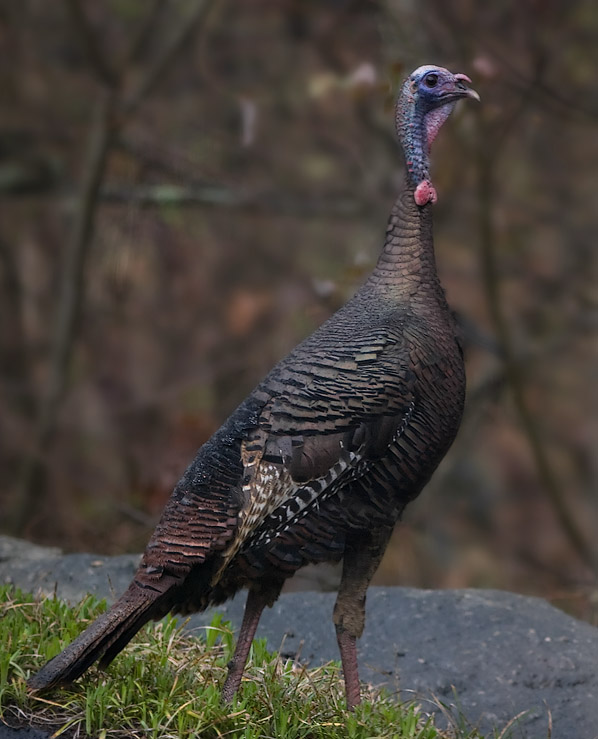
[414,180,437,206]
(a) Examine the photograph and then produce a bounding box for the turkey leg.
[333,525,394,709]
[221,581,282,702]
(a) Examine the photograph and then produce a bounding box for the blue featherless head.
[396,65,479,206]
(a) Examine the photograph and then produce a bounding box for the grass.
[0,585,513,739]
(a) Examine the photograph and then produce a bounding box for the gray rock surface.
[0,726,49,739]
[0,536,141,603]
[1,536,597,739]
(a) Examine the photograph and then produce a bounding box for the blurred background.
[1,1,596,623]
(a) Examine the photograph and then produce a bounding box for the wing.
[138,323,415,589]
[137,396,263,584]
[212,326,416,581]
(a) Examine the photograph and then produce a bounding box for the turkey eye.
[425,73,438,88]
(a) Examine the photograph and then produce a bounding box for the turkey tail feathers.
[28,582,169,691]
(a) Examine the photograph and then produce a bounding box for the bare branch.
[10,0,221,536]
[11,91,116,535]
[96,184,367,219]
[0,234,31,414]
[473,102,595,574]
[121,0,165,68]
[64,0,118,88]
[122,0,219,119]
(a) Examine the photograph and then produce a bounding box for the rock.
[0,535,140,603]
[0,725,50,739]
[2,536,597,738]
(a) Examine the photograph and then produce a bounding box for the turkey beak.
[454,73,480,102]
[463,87,480,102]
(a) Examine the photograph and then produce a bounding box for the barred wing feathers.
[212,329,416,579]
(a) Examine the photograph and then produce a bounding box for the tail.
[28,579,177,691]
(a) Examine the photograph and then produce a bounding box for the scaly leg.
[333,525,394,709]
[221,582,282,702]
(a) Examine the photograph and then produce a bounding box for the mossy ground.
[0,586,517,738]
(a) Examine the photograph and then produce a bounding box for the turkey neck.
[365,189,445,309]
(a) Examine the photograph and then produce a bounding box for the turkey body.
[166,193,466,610]
[29,65,476,709]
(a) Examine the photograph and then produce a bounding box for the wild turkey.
[28,65,479,708]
